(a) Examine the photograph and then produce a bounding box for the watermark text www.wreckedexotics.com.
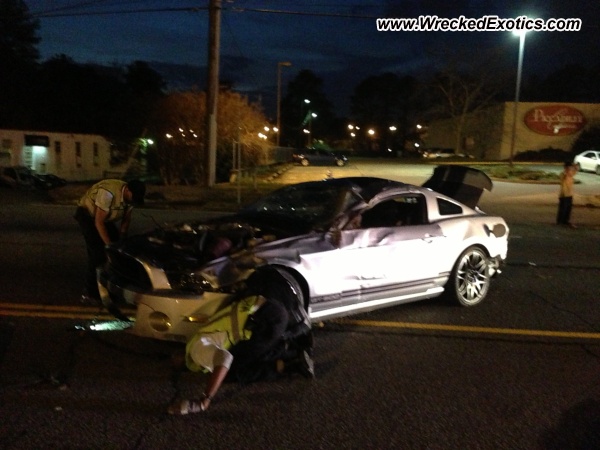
[376,15,582,32]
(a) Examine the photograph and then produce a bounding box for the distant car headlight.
[167,271,216,293]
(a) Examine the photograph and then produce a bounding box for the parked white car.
[98,166,509,342]
[574,150,600,175]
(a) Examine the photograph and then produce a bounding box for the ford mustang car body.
[98,166,509,342]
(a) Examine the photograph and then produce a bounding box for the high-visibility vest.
[77,179,132,222]
[185,296,264,371]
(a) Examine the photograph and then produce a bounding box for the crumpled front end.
[97,247,236,341]
[96,220,291,341]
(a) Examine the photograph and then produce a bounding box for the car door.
[334,194,446,309]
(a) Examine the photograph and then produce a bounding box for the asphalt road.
[1,163,599,450]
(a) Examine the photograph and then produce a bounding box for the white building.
[0,129,114,181]
[424,102,600,160]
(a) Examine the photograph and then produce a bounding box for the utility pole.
[205,0,221,187]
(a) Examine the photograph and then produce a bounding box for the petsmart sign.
[524,105,586,136]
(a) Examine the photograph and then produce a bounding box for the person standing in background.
[556,162,577,228]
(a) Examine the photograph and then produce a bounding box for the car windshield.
[241,182,357,228]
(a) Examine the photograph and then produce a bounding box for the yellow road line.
[0,311,116,320]
[0,302,103,312]
[334,319,600,340]
[0,303,135,320]
[3,303,599,340]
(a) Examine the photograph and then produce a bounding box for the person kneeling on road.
[167,294,313,415]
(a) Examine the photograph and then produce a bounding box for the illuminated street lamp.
[297,99,311,147]
[276,61,292,146]
[509,29,528,166]
[347,124,357,150]
[367,128,377,152]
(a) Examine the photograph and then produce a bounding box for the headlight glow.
[149,312,172,332]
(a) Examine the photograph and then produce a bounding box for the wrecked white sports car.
[98,166,508,342]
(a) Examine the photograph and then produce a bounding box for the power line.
[34,0,116,15]
[31,4,375,19]
[220,12,264,91]
[32,0,154,15]
[229,6,376,19]
[32,6,208,18]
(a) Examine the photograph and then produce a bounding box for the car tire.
[301,159,310,166]
[245,266,307,327]
[447,246,491,307]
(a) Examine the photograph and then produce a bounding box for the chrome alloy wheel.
[453,247,490,306]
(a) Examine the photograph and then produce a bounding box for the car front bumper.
[97,267,233,342]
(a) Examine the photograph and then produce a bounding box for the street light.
[509,29,528,166]
[367,128,376,152]
[276,61,292,146]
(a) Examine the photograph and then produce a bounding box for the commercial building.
[423,102,600,160]
[0,129,114,181]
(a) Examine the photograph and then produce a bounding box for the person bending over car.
[168,293,314,415]
[74,178,146,304]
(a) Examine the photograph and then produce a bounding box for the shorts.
[187,331,233,372]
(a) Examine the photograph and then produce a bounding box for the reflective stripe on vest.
[77,179,131,222]
[188,295,263,349]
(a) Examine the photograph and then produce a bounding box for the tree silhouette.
[0,0,40,127]
[148,89,270,184]
[280,70,336,148]
[429,63,506,154]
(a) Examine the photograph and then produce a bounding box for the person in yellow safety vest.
[167,293,313,415]
[74,179,145,305]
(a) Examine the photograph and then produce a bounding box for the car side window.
[359,195,427,228]
[437,198,463,216]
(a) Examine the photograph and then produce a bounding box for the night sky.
[31,1,600,117]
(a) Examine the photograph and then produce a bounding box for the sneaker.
[298,350,315,379]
